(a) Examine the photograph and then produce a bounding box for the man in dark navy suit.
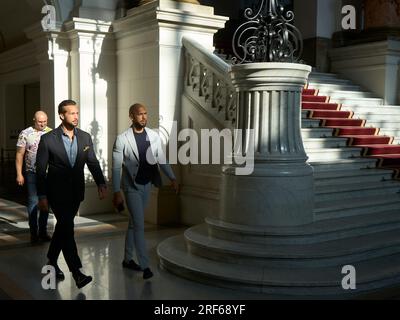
[36,100,107,289]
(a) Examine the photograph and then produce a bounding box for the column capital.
[63,18,115,55]
[71,0,120,21]
[24,22,69,63]
[230,62,312,91]
[64,18,113,35]
[114,0,228,39]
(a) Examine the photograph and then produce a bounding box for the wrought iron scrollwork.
[232,0,303,64]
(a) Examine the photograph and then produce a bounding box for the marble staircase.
[158,41,400,297]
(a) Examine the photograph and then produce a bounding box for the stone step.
[352,113,400,121]
[301,127,334,139]
[302,119,322,128]
[308,83,363,93]
[315,193,400,221]
[303,137,348,149]
[205,210,400,245]
[158,235,400,297]
[305,147,362,161]
[307,78,353,86]
[314,168,393,186]
[330,97,384,107]
[309,158,377,172]
[365,120,400,129]
[302,110,351,119]
[341,105,400,115]
[379,128,400,137]
[315,180,400,202]
[309,72,340,80]
[378,130,400,144]
[316,90,374,99]
[184,224,400,269]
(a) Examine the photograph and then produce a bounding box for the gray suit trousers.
[123,182,152,269]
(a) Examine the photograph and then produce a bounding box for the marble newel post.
[220,63,314,227]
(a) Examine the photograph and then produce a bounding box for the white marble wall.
[330,39,400,105]
[180,94,222,225]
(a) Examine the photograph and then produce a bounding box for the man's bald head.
[33,110,48,131]
[34,111,48,121]
[129,103,147,116]
[129,103,148,130]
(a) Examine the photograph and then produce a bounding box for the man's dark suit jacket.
[36,126,106,204]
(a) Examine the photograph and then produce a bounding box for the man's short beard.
[133,122,146,130]
[63,121,77,130]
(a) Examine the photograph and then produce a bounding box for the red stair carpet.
[302,86,400,179]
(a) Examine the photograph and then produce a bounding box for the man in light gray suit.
[112,103,178,280]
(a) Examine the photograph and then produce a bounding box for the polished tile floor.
[1,197,400,300]
[0,199,271,300]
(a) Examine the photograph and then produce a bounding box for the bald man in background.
[16,111,52,244]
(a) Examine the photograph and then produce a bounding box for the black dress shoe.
[143,268,153,280]
[72,271,93,289]
[122,260,141,271]
[47,261,65,281]
[39,233,52,242]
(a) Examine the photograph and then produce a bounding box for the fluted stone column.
[25,23,70,130]
[63,18,116,215]
[219,62,314,227]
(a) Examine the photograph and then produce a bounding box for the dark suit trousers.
[47,200,82,272]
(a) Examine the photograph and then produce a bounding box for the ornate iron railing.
[232,0,303,64]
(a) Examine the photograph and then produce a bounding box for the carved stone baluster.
[212,78,223,112]
[199,64,210,101]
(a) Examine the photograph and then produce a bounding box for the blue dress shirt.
[62,128,78,167]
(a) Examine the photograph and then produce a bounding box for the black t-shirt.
[133,130,153,185]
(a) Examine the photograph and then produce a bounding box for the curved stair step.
[184,225,400,268]
[315,194,400,220]
[158,235,400,297]
[206,211,400,245]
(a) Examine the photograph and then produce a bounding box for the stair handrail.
[182,36,237,127]
[182,36,231,79]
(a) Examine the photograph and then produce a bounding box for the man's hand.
[98,185,108,200]
[16,174,25,186]
[113,192,125,212]
[38,198,49,212]
[171,180,179,194]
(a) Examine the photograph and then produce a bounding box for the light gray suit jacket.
[112,127,176,192]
